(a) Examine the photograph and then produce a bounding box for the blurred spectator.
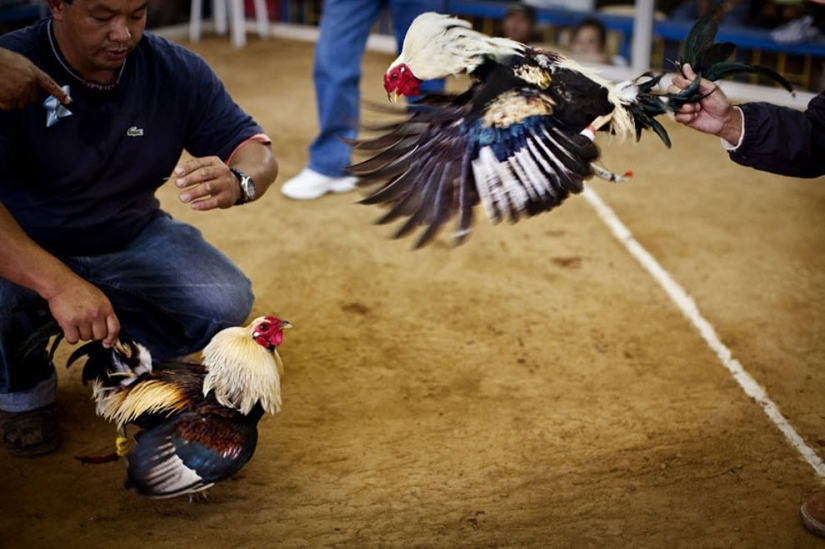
[668,0,750,26]
[749,0,805,27]
[500,2,542,44]
[570,17,628,66]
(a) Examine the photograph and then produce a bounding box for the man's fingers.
[180,179,222,203]
[101,315,120,348]
[92,318,109,343]
[674,112,695,124]
[669,75,689,91]
[190,195,223,211]
[34,67,70,105]
[15,86,37,109]
[174,156,217,178]
[77,324,93,342]
[61,324,80,345]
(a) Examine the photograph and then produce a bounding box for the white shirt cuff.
[720,107,745,151]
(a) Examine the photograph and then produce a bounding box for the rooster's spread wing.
[350,86,600,249]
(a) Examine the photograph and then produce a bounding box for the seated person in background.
[570,17,627,66]
[668,0,749,26]
[499,2,542,45]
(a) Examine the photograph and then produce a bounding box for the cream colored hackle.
[90,340,174,427]
[94,378,190,428]
[201,317,283,416]
[390,12,638,141]
[390,12,525,80]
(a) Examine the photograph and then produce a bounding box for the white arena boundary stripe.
[582,187,825,479]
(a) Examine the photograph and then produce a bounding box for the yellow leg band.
[115,435,131,457]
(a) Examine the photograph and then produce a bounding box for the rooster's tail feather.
[672,8,794,106]
[613,72,674,148]
[67,334,152,388]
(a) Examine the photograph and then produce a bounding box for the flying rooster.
[20,315,291,499]
[349,10,793,248]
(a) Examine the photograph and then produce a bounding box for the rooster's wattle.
[350,11,793,248]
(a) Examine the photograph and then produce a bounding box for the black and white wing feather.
[350,87,600,248]
[124,405,260,499]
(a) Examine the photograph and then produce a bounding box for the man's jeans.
[0,213,254,412]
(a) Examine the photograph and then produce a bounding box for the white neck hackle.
[390,12,525,81]
[201,323,283,416]
[391,12,639,141]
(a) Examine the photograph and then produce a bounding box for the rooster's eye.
[258,323,270,332]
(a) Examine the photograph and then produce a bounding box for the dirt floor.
[1,34,824,549]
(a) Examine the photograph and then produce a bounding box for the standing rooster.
[22,315,291,498]
[350,11,793,248]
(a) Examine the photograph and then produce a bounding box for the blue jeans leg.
[307,0,446,177]
[308,0,386,178]
[0,284,57,412]
[0,213,254,412]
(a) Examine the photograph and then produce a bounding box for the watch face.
[242,176,257,201]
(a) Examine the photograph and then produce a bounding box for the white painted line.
[582,187,825,479]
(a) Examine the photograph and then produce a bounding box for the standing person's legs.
[281,0,385,200]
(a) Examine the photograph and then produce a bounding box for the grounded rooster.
[349,11,793,248]
[21,315,291,499]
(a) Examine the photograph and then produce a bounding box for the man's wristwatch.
[230,167,257,205]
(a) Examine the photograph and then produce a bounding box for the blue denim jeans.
[308,0,445,177]
[0,213,254,412]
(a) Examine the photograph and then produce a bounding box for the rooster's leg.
[580,112,615,142]
[74,425,131,464]
[584,112,631,182]
[590,163,632,183]
[589,112,614,132]
[115,425,131,457]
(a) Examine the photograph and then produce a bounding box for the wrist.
[230,167,257,205]
[716,106,743,145]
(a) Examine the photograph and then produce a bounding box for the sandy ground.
[1,34,824,548]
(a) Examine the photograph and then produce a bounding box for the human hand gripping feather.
[668,64,743,145]
[46,275,119,349]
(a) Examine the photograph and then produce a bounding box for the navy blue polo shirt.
[0,19,267,256]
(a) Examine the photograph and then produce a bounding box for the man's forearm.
[0,203,79,300]
[228,140,279,200]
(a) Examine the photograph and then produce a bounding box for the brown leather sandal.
[801,492,825,539]
[1,405,62,458]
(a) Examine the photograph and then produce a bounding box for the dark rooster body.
[23,315,291,498]
[350,11,793,248]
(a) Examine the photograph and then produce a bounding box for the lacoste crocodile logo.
[126,126,144,137]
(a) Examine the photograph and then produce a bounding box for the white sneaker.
[280,168,358,200]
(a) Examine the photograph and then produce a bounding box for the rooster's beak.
[387,91,400,103]
[278,320,293,330]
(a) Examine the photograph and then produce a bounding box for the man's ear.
[47,0,66,21]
